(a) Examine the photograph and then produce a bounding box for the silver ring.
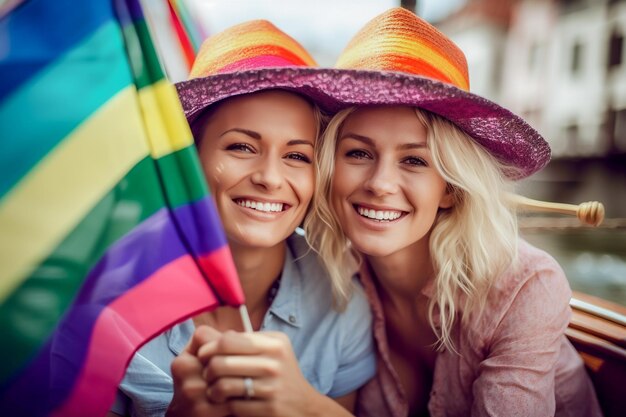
[243,377,255,400]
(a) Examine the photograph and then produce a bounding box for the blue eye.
[226,143,255,153]
[346,149,371,159]
[286,152,311,163]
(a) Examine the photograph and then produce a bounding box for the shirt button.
[288,315,296,324]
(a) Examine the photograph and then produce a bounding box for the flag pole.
[239,305,254,333]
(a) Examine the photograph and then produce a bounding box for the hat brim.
[175,67,550,179]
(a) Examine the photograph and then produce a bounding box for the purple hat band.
[175,67,550,179]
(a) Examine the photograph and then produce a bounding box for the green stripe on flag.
[0,86,149,304]
[156,144,209,208]
[120,19,165,90]
[0,155,164,381]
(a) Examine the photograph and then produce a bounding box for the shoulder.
[285,231,335,299]
[514,239,571,300]
[344,274,373,321]
[281,234,375,396]
[472,240,572,336]
[491,239,571,305]
[287,230,325,276]
[287,231,370,319]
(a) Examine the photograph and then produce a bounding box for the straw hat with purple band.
[176,8,550,179]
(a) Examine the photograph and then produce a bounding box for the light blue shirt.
[112,232,376,417]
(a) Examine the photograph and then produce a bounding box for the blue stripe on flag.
[0,0,115,100]
[0,22,133,199]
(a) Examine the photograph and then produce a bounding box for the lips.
[354,204,406,221]
[235,198,287,213]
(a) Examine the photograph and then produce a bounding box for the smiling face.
[198,90,317,249]
[331,106,453,259]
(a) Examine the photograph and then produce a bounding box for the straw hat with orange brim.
[176,9,550,179]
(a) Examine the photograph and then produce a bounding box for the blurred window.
[604,108,626,153]
[571,42,583,74]
[617,109,626,152]
[566,123,580,154]
[561,0,585,12]
[608,29,623,70]
[529,42,539,71]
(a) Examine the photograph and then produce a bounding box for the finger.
[207,377,274,403]
[205,355,280,382]
[171,352,203,384]
[198,331,286,362]
[185,325,222,356]
[170,353,209,402]
[178,375,209,401]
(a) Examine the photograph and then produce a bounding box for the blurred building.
[437,0,518,102]
[438,0,626,215]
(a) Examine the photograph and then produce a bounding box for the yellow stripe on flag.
[138,79,193,159]
[0,86,149,302]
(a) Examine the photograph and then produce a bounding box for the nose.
[250,154,283,191]
[363,159,399,197]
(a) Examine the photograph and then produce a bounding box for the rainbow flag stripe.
[335,8,470,91]
[189,19,316,78]
[0,1,243,416]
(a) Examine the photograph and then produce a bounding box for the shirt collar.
[168,319,195,356]
[267,239,303,328]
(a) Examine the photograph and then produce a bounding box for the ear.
[439,187,454,209]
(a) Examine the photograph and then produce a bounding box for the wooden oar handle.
[509,194,605,227]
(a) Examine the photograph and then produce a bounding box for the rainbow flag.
[167,0,201,71]
[0,0,244,416]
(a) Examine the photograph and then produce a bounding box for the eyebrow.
[339,132,428,150]
[220,128,261,140]
[287,139,314,147]
[220,128,314,147]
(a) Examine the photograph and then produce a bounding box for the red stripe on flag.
[168,0,195,71]
[198,245,244,306]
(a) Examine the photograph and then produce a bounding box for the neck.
[230,240,286,314]
[366,235,434,312]
[366,236,439,358]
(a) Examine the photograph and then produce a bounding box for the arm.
[200,331,356,417]
[471,262,572,416]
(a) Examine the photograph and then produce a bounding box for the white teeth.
[357,206,402,221]
[237,199,284,213]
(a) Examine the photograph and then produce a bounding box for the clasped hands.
[165,326,318,417]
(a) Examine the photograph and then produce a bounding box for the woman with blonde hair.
[305,8,603,417]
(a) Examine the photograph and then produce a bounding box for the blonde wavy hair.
[305,106,520,350]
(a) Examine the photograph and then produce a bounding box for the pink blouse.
[356,239,603,417]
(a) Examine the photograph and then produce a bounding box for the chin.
[350,239,398,258]
[230,229,290,249]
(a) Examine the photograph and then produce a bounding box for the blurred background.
[148,0,626,305]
